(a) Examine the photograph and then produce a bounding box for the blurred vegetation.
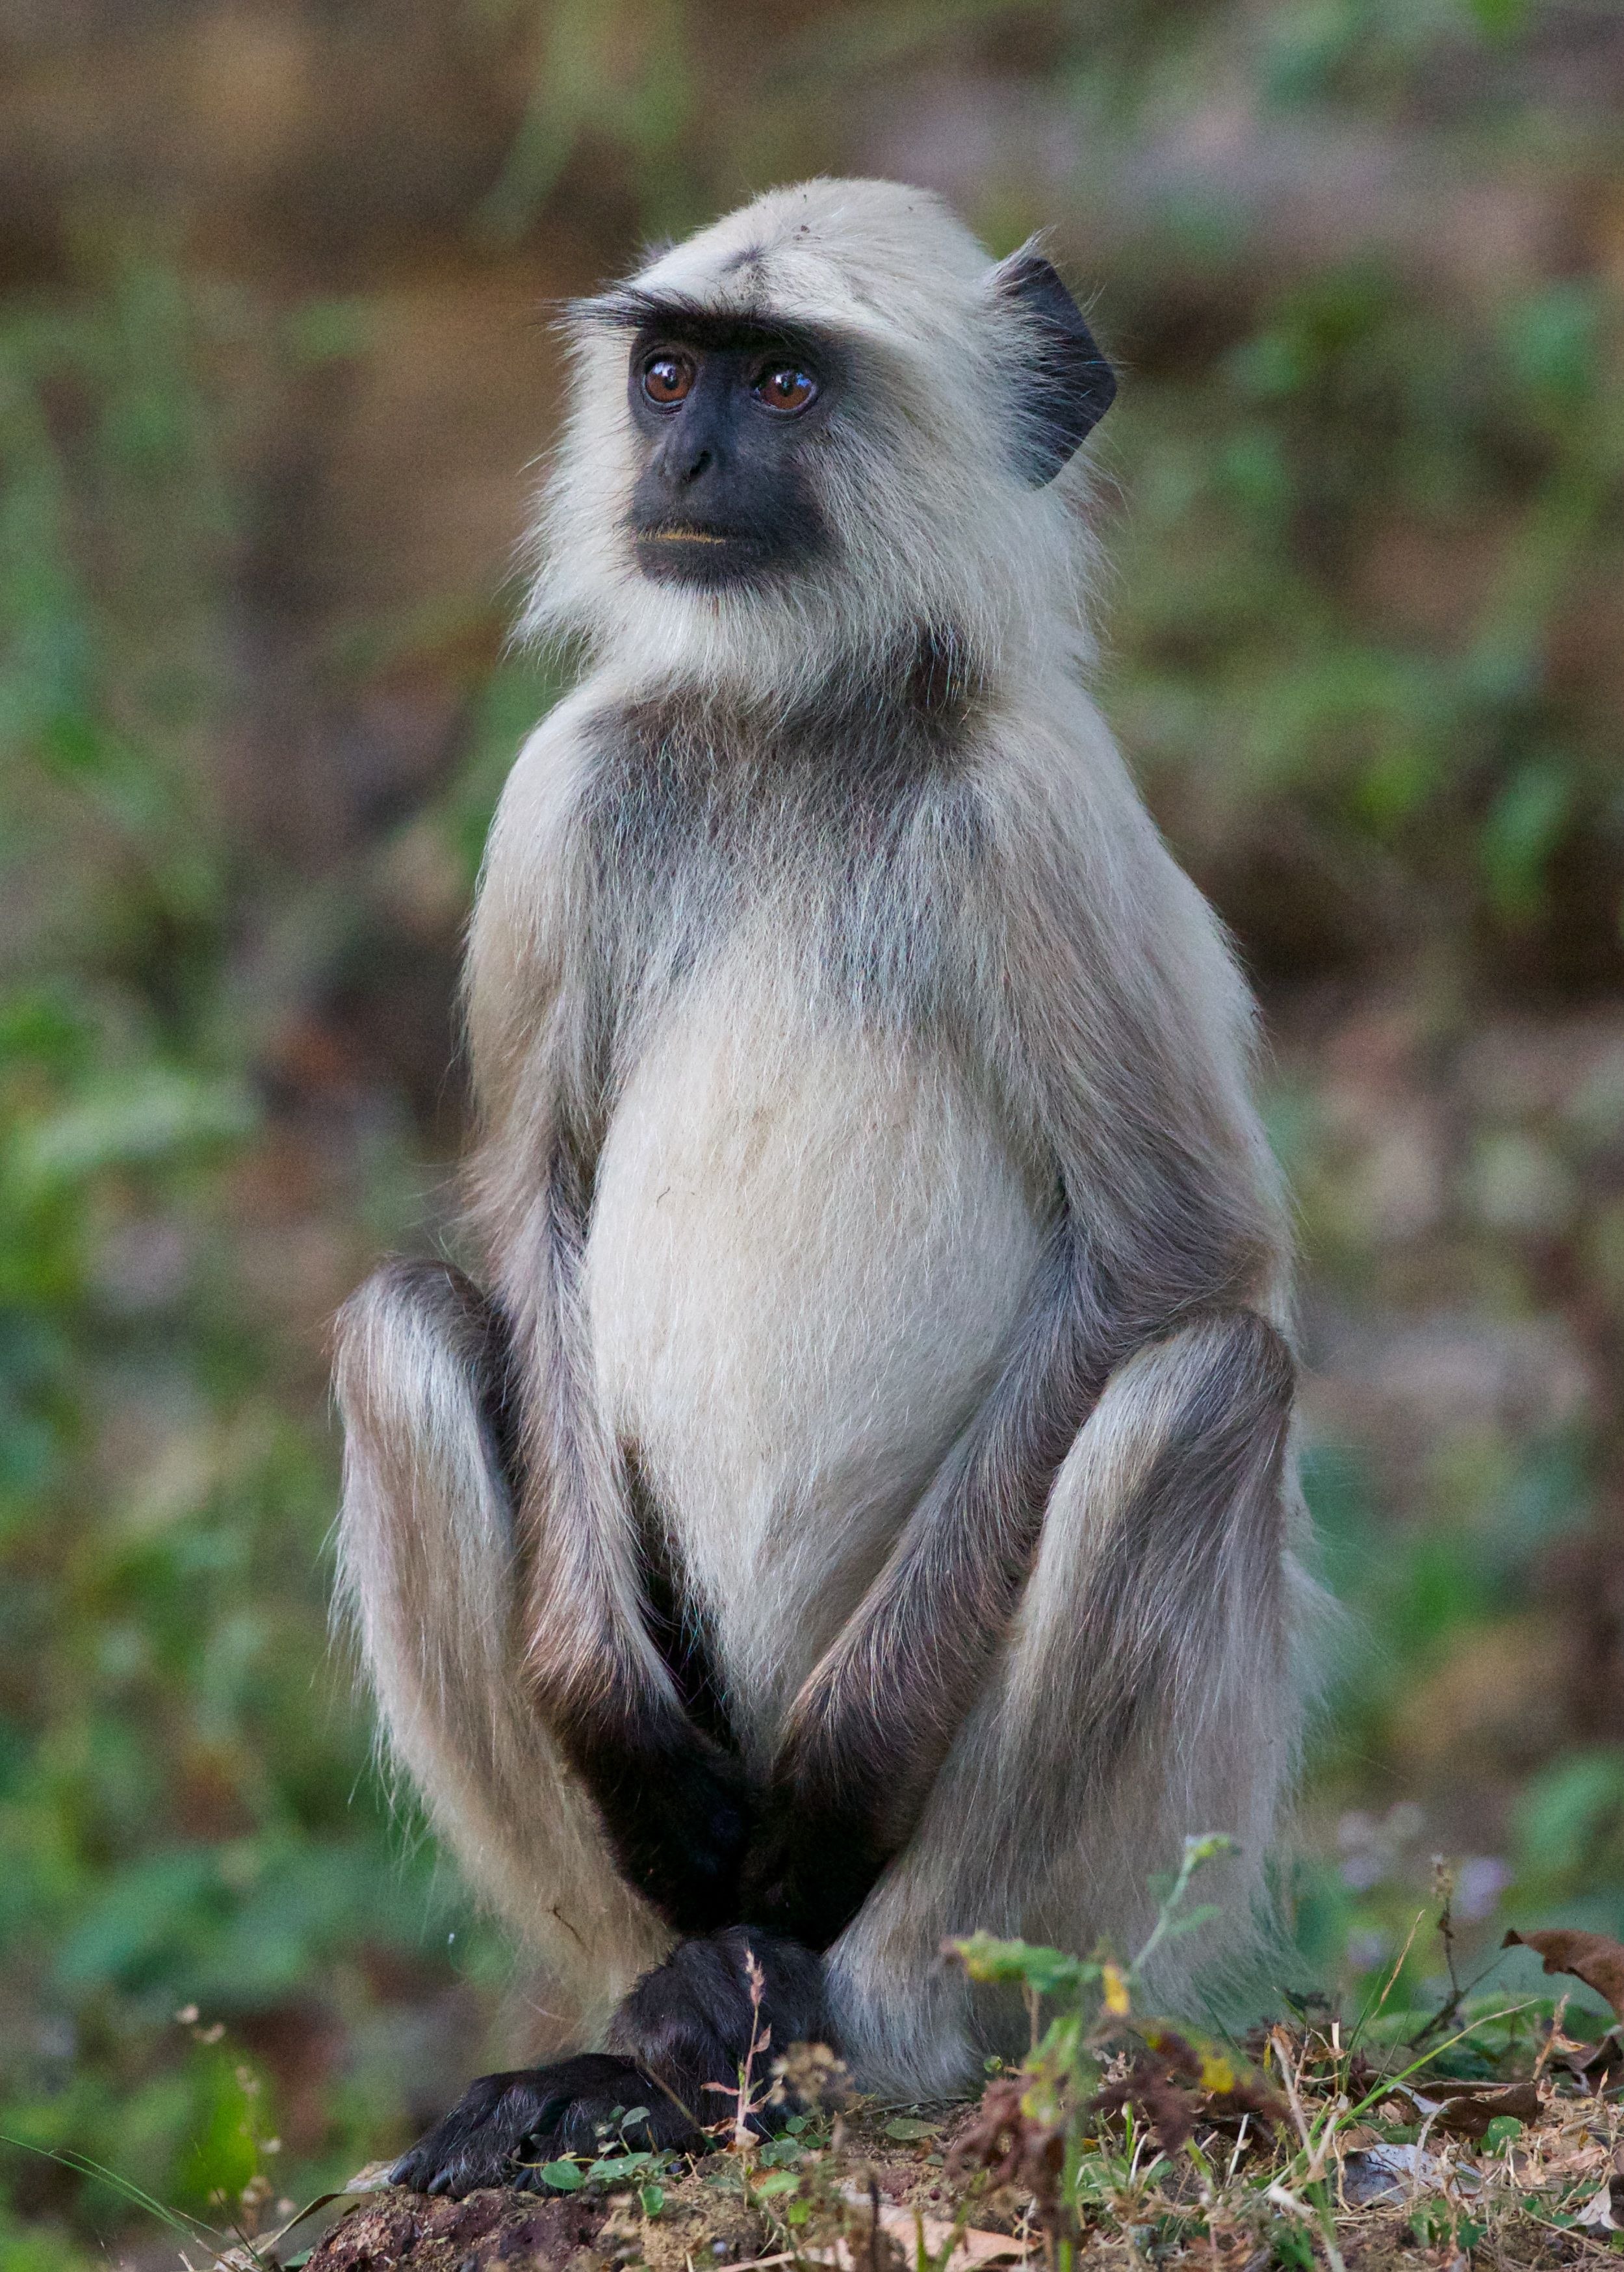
[1,0,1622,2264]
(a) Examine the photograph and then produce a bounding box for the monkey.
[333,177,1310,2199]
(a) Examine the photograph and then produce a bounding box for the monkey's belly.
[582,977,1044,1761]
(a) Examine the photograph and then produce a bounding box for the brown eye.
[755,366,817,413]
[641,352,695,407]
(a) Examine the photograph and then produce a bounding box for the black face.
[626,326,833,589]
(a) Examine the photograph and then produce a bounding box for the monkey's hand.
[389,2054,699,2197]
[738,1787,894,1952]
[573,1719,757,1937]
[391,1931,827,2197]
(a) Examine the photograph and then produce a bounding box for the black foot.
[389,2053,699,2198]
[606,1925,830,2102]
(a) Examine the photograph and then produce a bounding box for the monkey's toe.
[389,2055,698,2197]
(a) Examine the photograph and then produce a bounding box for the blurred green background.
[2,0,1623,2262]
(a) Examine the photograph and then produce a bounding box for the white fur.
[584,933,1046,1765]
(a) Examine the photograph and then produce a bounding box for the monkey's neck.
[630,621,988,751]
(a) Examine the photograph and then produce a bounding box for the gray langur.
[333,177,1309,2196]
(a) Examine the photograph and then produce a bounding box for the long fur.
[333,176,1308,2098]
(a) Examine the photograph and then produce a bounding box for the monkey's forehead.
[623,178,994,342]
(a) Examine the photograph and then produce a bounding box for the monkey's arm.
[511,1142,755,1933]
[468,712,753,1936]
[741,735,1289,1948]
[739,1218,1104,1944]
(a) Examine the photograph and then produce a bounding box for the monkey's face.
[525,181,1118,693]
[624,324,836,591]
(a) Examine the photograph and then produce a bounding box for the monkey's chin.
[632,527,767,590]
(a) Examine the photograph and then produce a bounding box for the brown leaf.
[1556,2028,1624,2091]
[1395,2078,1541,2140]
[1502,1928,1624,2022]
[833,2189,1032,2270]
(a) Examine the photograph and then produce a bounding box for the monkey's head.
[524,179,1115,701]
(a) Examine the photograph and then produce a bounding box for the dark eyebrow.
[570,286,836,365]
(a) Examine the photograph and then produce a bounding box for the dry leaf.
[1396,2078,1541,2139]
[1566,2033,1624,2089]
[1341,2143,1446,2207]
[831,2187,1031,2270]
[1573,2179,1621,2235]
[1502,1928,1624,2022]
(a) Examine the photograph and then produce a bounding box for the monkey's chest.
[580,964,1044,1753]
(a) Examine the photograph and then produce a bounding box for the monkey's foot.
[388,2054,699,2198]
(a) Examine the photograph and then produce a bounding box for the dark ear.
[992,248,1116,485]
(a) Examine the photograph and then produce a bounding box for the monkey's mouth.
[632,521,766,587]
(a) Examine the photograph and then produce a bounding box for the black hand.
[738,1792,894,1952]
[569,1718,756,1936]
[393,1931,831,2197]
[389,2054,701,2197]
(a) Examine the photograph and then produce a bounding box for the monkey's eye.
[753,365,818,414]
[641,352,695,408]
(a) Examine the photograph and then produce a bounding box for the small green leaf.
[1482,2115,1524,2150]
[882,2117,940,2141]
[948,1933,1091,1994]
[537,2159,584,2191]
[752,2170,801,2199]
[639,2182,665,2217]
[587,2151,651,2181]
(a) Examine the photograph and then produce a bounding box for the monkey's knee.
[335,1261,517,1529]
[1066,1306,1293,1555]
[333,1259,523,1720]
[1125,1306,1294,1542]
[1007,1308,1295,1779]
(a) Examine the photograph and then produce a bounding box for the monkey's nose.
[654,403,725,489]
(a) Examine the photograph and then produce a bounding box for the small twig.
[1347,1910,1426,2056]
[1531,1993,1571,2084]
[702,1945,773,2154]
[1270,2028,1318,2168]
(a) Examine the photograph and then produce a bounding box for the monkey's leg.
[333,1261,670,2046]
[826,1308,1301,2100]
[340,1265,807,2197]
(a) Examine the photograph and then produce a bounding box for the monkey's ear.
[992,248,1116,485]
